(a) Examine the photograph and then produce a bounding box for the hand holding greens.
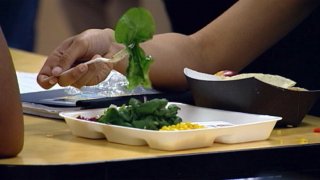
[98,98,182,130]
[115,7,155,89]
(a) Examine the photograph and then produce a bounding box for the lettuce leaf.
[115,7,155,89]
[98,98,182,130]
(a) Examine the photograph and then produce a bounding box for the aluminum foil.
[64,70,159,99]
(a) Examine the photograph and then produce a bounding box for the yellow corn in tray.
[160,122,205,131]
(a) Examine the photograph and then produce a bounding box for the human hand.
[37,28,124,89]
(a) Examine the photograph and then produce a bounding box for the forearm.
[0,45,24,158]
[123,0,319,90]
[116,0,319,90]
[192,0,320,73]
[0,86,24,158]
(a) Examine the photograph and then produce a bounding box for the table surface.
[1,49,319,166]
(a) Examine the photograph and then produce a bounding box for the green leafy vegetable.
[98,98,182,130]
[115,7,156,89]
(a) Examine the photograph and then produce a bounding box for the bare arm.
[38,0,319,91]
[121,0,319,90]
[0,29,24,158]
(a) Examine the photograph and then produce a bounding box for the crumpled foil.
[64,70,160,99]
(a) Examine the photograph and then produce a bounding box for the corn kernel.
[160,122,204,131]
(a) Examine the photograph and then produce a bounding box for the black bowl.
[184,68,320,127]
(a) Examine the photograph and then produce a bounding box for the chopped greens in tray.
[95,98,182,130]
[115,7,155,89]
[76,98,236,131]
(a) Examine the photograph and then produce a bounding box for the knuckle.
[51,50,70,69]
[59,52,71,67]
[69,68,82,80]
[72,36,89,49]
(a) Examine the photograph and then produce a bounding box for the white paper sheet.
[17,72,63,94]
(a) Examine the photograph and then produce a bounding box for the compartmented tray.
[60,103,281,151]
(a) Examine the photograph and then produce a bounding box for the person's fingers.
[71,55,101,88]
[52,37,89,76]
[72,55,113,88]
[37,36,90,89]
[81,60,112,87]
[37,56,64,89]
[58,63,88,87]
[37,74,58,89]
[85,66,111,86]
[37,38,74,88]
[37,29,118,89]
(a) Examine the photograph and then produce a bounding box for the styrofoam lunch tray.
[60,103,282,151]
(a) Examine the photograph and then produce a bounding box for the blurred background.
[35,0,171,55]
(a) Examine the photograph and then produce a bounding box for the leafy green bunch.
[98,98,182,130]
[115,7,155,89]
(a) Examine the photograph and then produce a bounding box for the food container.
[184,68,320,127]
[60,103,281,151]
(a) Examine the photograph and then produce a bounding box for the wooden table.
[1,49,320,179]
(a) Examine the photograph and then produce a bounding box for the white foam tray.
[60,103,281,151]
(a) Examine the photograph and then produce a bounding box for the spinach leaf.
[115,7,156,89]
[98,98,182,130]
